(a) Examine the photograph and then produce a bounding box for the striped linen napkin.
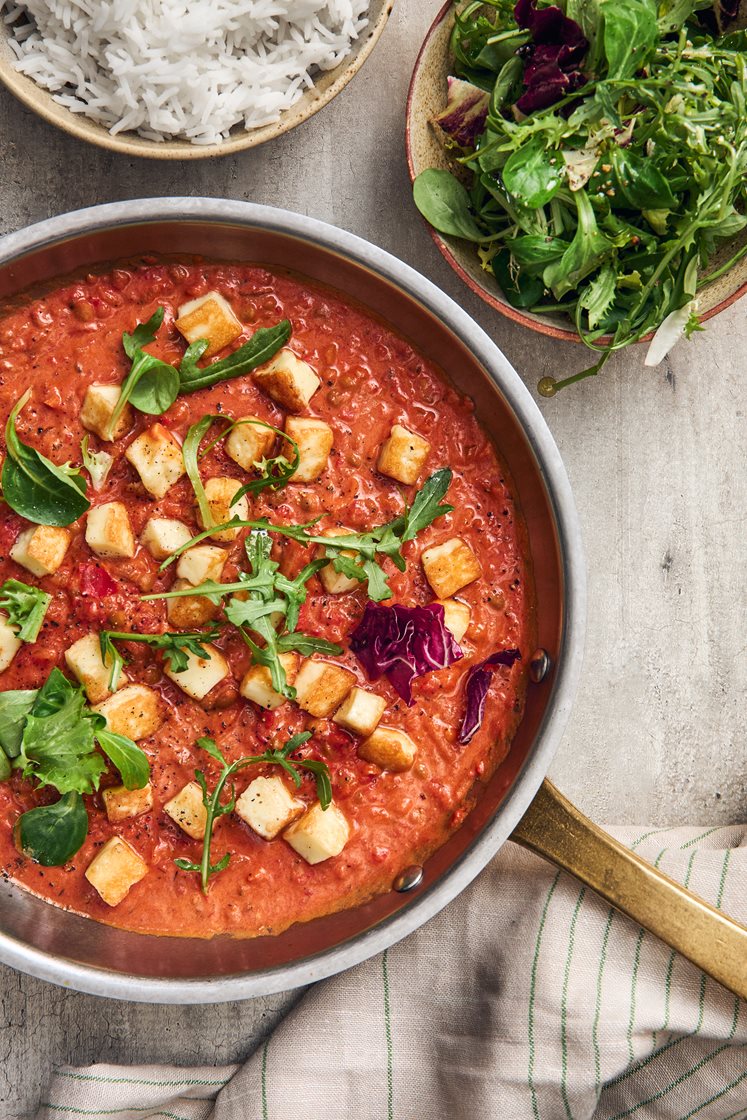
[37,825,747,1120]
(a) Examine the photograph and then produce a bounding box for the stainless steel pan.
[0,199,742,1003]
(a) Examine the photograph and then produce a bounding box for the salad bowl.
[406,2,747,347]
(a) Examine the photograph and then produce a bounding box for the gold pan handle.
[512,779,747,1000]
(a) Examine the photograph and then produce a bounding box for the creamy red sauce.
[0,260,533,938]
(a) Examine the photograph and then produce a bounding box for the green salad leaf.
[2,391,90,526]
[178,320,292,394]
[99,626,221,691]
[0,578,51,642]
[17,792,89,868]
[0,689,38,758]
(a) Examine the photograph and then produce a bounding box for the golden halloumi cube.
[358,726,417,772]
[93,684,162,741]
[140,517,192,561]
[164,781,207,839]
[176,544,226,587]
[65,631,124,705]
[166,579,219,628]
[102,782,154,824]
[125,424,184,500]
[225,416,276,472]
[421,537,482,600]
[10,525,71,577]
[240,653,298,710]
[283,801,350,865]
[164,644,229,701]
[175,291,243,359]
[253,349,320,412]
[235,775,305,841]
[85,501,136,560]
[197,477,249,543]
[318,528,360,595]
[435,598,471,643]
[285,417,333,483]
[0,614,22,673]
[294,659,356,718]
[80,383,132,442]
[333,687,386,739]
[85,836,148,907]
[377,424,431,485]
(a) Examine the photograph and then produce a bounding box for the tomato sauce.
[0,260,533,938]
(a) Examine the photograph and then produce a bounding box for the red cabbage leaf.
[433,76,490,149]
[458,649,522,744]
[350,602,463,706]
[514,0,587,114]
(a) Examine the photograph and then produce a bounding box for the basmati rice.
[1,0,370,144]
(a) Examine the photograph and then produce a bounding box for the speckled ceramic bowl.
[406,2,747,342]
[0,1,392,160]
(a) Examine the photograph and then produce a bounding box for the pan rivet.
[529,648,552,683]
[393,864,423,893]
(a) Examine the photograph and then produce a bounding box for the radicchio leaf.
[513,0,587,114]
[350,602,463,706]
[458,649,522,744]
[433,77,490,149]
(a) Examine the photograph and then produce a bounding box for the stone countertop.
[1,1,745,1114]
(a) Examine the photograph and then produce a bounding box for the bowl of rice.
[0,1,392,158]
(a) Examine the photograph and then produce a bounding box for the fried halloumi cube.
[80,383,132,442]
[164,643,229,701]
[285,417,333,483]
[358,726,417,772]
[65,631,124,705]
[10,525,71,577]
[333,687,386,739]
[318,528,360,595]
[235,775,305,841]
[225,416,276,472]
[93,684,162,741]
[197,477,248,543]
[85,501,136,560]
[240,653,298,710]
[166,579,219,628]
[140,517,192,561]
[125,424,184,500]
[421,537,482,600]
[175,291,243,359]
[283,801,350,865]
[294,659,356,718]
[102,783,153,824]
[253,349,320,412]
[377,424,431,485]
[85,836,148,907]
[176,544,226,587]
[164,781,208,839]
[435,598,471,643]
[0,614,22,673]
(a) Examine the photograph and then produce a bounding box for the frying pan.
[0,198,743,1004]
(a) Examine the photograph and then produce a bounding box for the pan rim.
[0,197,586,1002]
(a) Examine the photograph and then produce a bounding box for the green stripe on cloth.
[56,1071,230,1089]
[607,1040,747,1120]
[529,870,562,1120]
[593,908,615,1096]
[626,929,646,1066]
[383,948,394,1119]
[261,1039,270,1120]
[561,887,587,1120]
[680,1066,747,1119]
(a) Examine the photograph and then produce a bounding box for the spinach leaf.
[2,391,90,526]
[606,148,676,210]
[502,139,563,208]
[602,0,658,80]
[0,689,38,758]
[19,670,105,795]
[17,792,88,867]
[493,251,546,308]
[0,578,51,642]
[508,235,569,273]
[413,169,488,241]
[108,308,180,433]
[95,729,149,791]
[178,321,292,394]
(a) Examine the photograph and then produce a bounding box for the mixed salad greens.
[413,0,747,393]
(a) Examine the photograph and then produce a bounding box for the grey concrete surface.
[0,1,745,1114]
